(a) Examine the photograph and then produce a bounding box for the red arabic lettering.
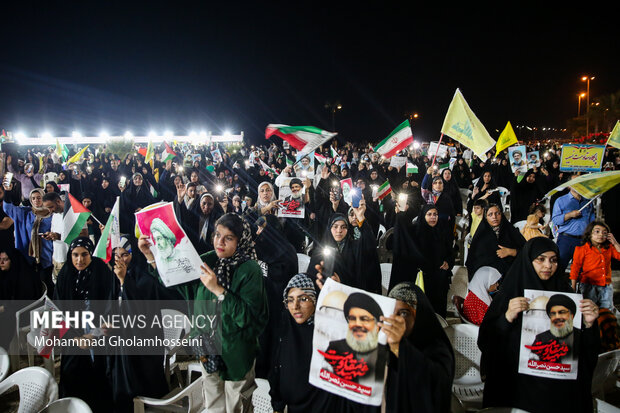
[525,339,569,363]
[527,359,571,372]
[281,199,302,213]
[319,369,372,396]
[318,349,369,381]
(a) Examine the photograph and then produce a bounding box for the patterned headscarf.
[213,214,257,290]
[389,282,418,310]
[283,273,317,303]
[69,236,95,256]
[68,237,95,299]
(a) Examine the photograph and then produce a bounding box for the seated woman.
[269,274,334,413]
[465,203,525,281]
[138,213,267,413]
[478,237,600,412]
[462,266,501,325]
[521,203,548,241]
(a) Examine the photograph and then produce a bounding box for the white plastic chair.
[297,253,311,273]
[436,313,449,328]
[376,224,386,241]
[26,326,55,376]
[444,324,484,409]
[595,398,620,413]
[0,367,58,413]
[161,309,191,388]
[252,378,273,413]
[133,373,204,413]
[38,397,93,412]
[380,263,392,295]
[592,349,620,400]
[15,283,47,349]
[0,347,9,382]
[513,220,527,232]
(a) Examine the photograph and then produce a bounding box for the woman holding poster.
[478,237,600,412]
[139,213,267,413]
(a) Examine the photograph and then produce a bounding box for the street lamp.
[577,92,586,116]
[581,75,595,135]
[325,102,342,131]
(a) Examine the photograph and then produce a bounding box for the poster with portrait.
[135,202,204,287]
[428,142,448,159]
[389,156,407,169]
[211,149,223,164]
[340,178,354,205]
[508,145,528,174]
[518,289,583,380]
[276,177,305,219]
[448,146,458,158]
[309,278,396,406]
[294,152,315,178]
[526,151,541,169]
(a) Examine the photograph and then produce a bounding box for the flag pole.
[90,214,104,227]
[578,194,601,212]
[430,133,444,170]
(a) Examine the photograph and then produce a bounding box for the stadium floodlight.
[15,132,26,140]
[164,130,173,138]
[199,131,208,138]
[99,131,110,138]
[148,131,157,138]
[72,131,82,138]
[41,132,53,139]
[124,131,133,138]
[223,130,231,137]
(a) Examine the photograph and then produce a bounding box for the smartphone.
[3,172,13,189]
[398,193,408,210]
[322,246,337,278]
[351,189,362,208]
[119,176,127,188]
[255,216,266,228]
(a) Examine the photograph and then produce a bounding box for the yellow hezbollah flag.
[145,140,154,164]
[495,121,518,156]
[607,120,620,150]
[441,89,496,162]
[67,145,90,164]
[544,170,620,199]
[415,270,425,293]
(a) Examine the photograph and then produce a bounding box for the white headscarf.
[256,181,275,208]
[468,266,502,306]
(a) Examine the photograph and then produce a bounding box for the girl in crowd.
[307,200,381,294]
[521,204,548,241]
[570,221,620,310]
[462,266,501,325]
[466,204,525,281]
[467,171,501,213]
[478,237,600,412]
[139,213,267,412]
[54,237,116,412]
[390,204,454,317]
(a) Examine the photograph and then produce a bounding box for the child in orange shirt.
[570,221,620,310]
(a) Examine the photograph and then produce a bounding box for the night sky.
[1,3,617,144]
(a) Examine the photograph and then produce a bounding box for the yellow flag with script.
[495,121,518,156]
[67,145,89,164]
[441,89,496,162]
[606,120,620,150]
[544,170,620,199]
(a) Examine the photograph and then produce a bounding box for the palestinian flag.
[260,160,278,175]
[377,181,392,200]
[406,162,418,174]
[286,157,294,167]
[374,120,414,158]
[265,124,337,156]
[438,162,450,170]
[330,146,338,158]
[147,179,158,198]
[94,197,120,263]
[161,142,177,163]
[314,152,327,164]
[62,193,92,245]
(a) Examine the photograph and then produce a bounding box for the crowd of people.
[1,136,620,412]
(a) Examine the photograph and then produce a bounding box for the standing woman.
[466,204,526,281]
[119,172,155,234]
[467,171,502,213]
[54,237,115,413]
[441,169,463,216]
[478,237,600,412]
[139,213,267,412]
[390,204,454,317]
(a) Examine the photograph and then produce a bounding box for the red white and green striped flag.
[314,152,327,164]
[265,125,337,158]
[330,146,338,158]
[94,197,120,263]
[374,120,414,158]
[161,142,177,163]
[406,162,418,174]
[286,157,294,167]
[260,159,278,175]
[62,193,92,245]
[377,181,392,200]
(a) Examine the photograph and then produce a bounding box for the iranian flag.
[161,142,177,163]
[265,125,337,157]
[62,193,92,245]
[406,162,418,174]
[374,120,414,158]
[377,181,392,200]
[315,152,327,164]
[94,197,120,262]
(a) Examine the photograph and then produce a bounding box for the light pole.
[581,75,595,135]
[325,102,342,131]
[577,92,586,116]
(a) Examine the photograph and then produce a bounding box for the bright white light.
[189,131,197,138]
[42,132,53,139]
[200,131,208,138]
[223,130,231,137]
[148,131,157,138]
[216,184,223,193]
[99,131,110,138]
[323,247,332,256]
[244,160,250,167]
[124,131,133,138]
[15,132,26,140]
[413,142,421,149]
[164,130,173,138]
[72,131,82,138]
